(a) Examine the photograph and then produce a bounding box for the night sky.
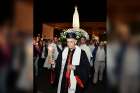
[34,0,106,35]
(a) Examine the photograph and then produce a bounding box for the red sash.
[65,50,84,88]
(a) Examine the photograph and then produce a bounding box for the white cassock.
[80,44,93,66]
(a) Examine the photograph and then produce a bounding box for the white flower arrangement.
[60,30,84,40]
[60,28,89,42]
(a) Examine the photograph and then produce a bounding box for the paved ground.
[36,68,107,93]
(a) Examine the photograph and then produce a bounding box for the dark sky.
[34,0,106,35]
[35,0,106,23]
[0,0,14,25]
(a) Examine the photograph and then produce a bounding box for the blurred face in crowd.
[43,41,46,46]
[94,40,99,46]
[54,37,58,43]
[80,37,86,44]
[36,36,39,42]
[90,40,93,45]
[58,40,61,45]
[67,38,77,49]
[48,39,52,44]
[38,34,41,37]
[100,42,104,48]
[33,38,36,45]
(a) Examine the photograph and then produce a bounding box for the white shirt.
[89,44,95,53]
[80,44,93,66]
[58,44,62,50]
[95,47,105,62]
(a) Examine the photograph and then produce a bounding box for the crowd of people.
[33,33,107,93]
[0,24,33,93]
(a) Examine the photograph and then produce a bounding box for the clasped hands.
[67,64,75,71]
[48,60,75,70]
[48,60,55,65]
